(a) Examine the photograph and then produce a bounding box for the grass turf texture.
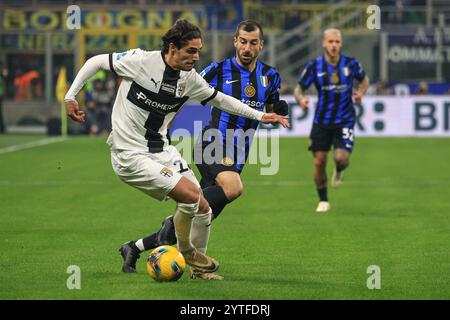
[0,133,47,148]
[0,134,449,299]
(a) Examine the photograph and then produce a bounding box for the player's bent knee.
[314,158,327,168]
[198,195,210,214]
[177,199,200,216]
[184,189,201,204]
[225,185,243,201]
[335,157,349,169]
[175,189,200,204]
[218,180,243,201]
[169,177,201,204]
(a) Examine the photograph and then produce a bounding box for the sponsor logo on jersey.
[241,99,265,109]
[135,91,179,111]
[150,78,160,88]
[127,81,188,114]
[321,84,348,92]
[225,79,239,84]
[161,82,176,94]
[244,84,256,97]
[160,167,173,177]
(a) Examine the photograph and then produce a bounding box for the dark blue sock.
[317,187,328,202]
[203,185,230,220]
[139,233,160,252]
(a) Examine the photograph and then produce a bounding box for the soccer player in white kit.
[65,20,289,275]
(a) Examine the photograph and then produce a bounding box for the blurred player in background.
[124,20,289,280]
[294,28,369,213]
[64,20,288,276]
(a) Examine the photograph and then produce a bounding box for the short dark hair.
[161,19,202,54]
[234,20,264,40]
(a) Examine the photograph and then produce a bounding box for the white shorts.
[111,145,200,201]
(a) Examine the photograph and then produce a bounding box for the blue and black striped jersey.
[298,54,366,127]
[199,56,281,170]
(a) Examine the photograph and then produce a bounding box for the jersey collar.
[160,51,181,80]
[232,56,258,73]
[323,54,342,68]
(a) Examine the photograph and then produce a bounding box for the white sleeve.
[187,72,264,121]
[185,71,217,104]
[109,48,143,79]
[209,91,264,121]
[64,54,109,101]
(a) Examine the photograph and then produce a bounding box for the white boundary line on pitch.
[0,137,67,155]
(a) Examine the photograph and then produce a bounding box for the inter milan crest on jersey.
[244,83,256,97]
[221,157,234,166]
[260,76,268,88]
[331,71,340,84]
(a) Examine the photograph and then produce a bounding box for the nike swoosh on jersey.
[225,79,239,84]
[317,72,327,77]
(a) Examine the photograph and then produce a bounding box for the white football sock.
[190,208,212,254]
[173,200,199,253]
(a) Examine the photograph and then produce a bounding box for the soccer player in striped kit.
[294,28,369,213]
[123,20,289,280]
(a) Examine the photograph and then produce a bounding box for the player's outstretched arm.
[64,54,110,122]
[260,113,289,127]
[264,101,289,126]
[209,91,289,128]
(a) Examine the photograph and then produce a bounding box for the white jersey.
[107,49,218,153]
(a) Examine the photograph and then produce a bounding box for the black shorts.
[193,139,241,189]
[308,123,355,153]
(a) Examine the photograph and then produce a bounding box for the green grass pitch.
[0,134,449,299]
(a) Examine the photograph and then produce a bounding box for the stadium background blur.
[1,0,450,136]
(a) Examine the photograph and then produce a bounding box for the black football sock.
[129,241,142,253]
[131,233,160,253]
[317,187,328,202]
[203,185,230,220]
[200,176,214,189]
[142,233,161,251]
